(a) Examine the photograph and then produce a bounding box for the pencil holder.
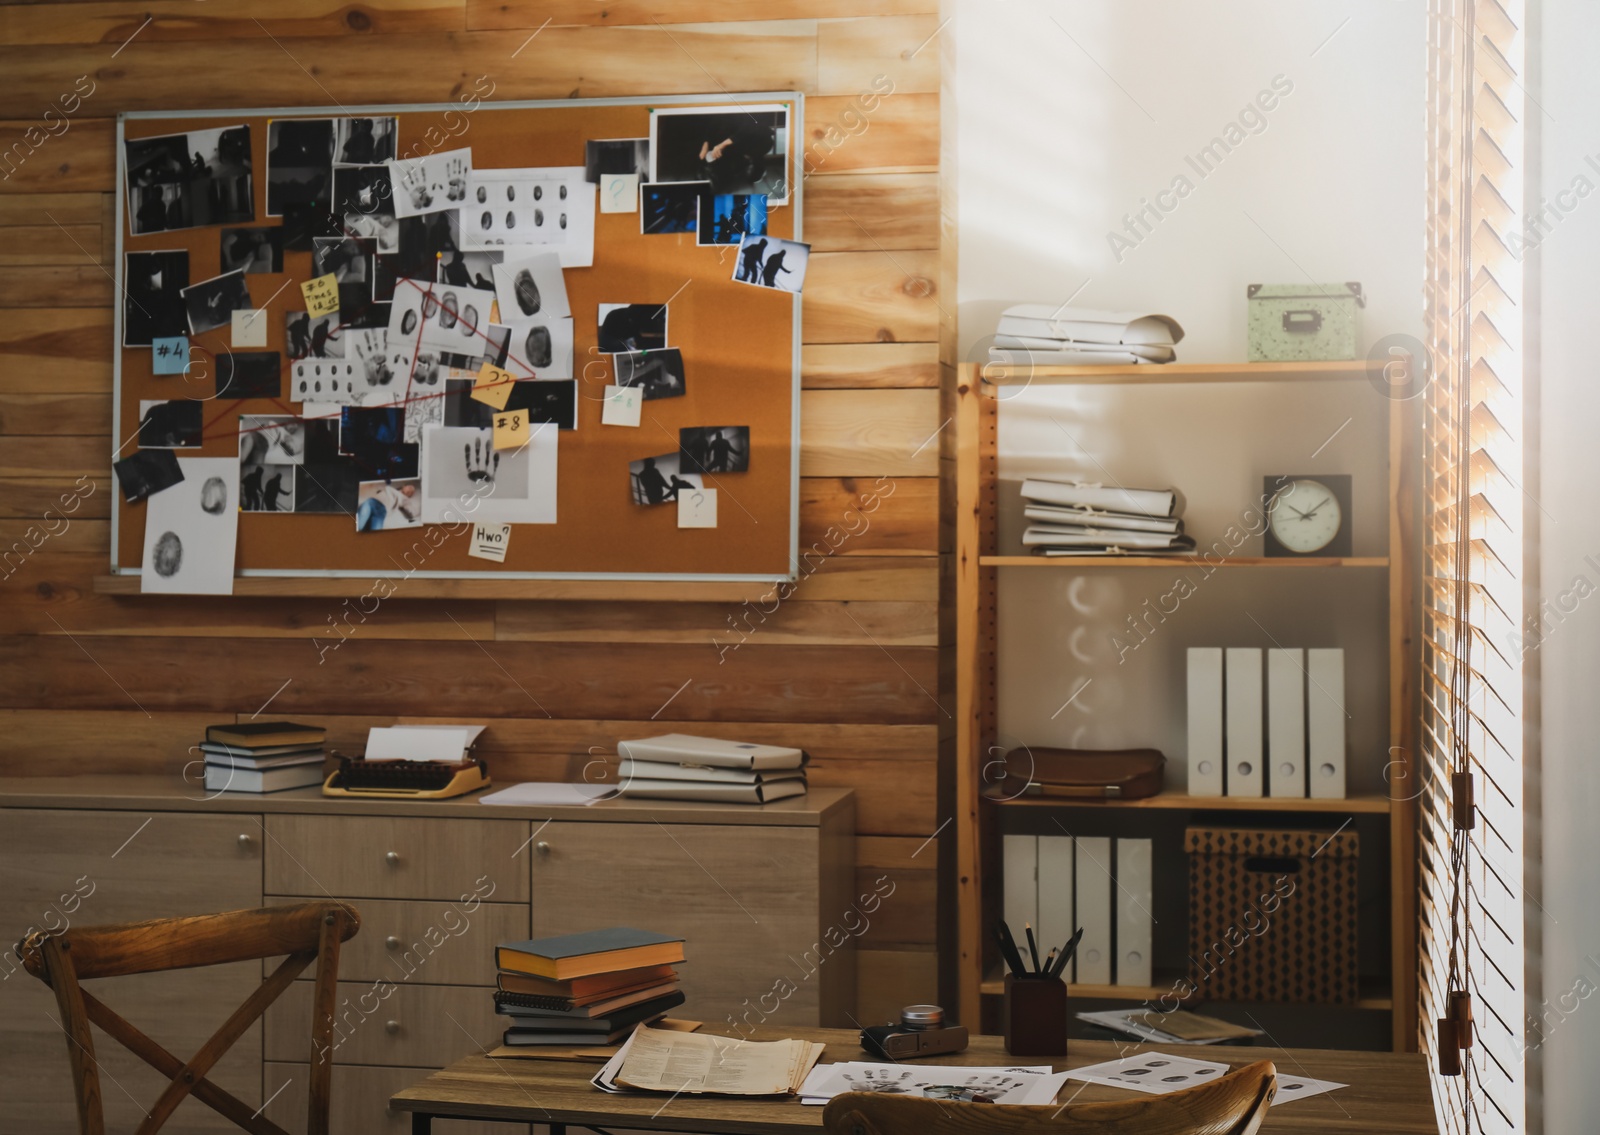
[1003,973,1068,1056]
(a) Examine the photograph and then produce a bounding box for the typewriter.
[321,752,491,799]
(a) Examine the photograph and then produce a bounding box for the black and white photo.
[388,147,470,218]
[266,118,334,217]
[112,448,184,504]
[585,138,650,183]
[680,425,750,474]
[123,250,189,346]
[333,163,395,217]
[286,310,345,360]
[641,182,708,235]
[312,236,373,291]
[220,227,284,274]
[443,378,493,429]
[239,415,306,465]
[440,321,510,373]
[732,234,810,293]
[181,269,253,335]
[650,105,789,203]
[126,125,253,235]
[388,278,495,353]
[504,379,578,430]
[438,249,500,291]
[138,399,204,448]
[614,348,685,400]
[214,351,283,400]
[335,116,397,165]
[629,450,702,506]
[239,458,295,513]
[598,303,667,354]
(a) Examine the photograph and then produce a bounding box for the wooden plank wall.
[0,1,948,1024]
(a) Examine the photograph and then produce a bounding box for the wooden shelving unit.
[953,361,1419,1052]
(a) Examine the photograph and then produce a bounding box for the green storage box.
[1246,282,1365,361]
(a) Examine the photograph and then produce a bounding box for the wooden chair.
[19,901,361,1135]
[822,1059,1276,1135]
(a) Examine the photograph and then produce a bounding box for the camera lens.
[900,1005,944,1031]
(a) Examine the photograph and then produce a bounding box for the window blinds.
[1420,0,1526,1132]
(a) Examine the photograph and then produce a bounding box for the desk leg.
[411,1114,431,1135]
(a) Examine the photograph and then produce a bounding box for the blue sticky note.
[152,336,190,376]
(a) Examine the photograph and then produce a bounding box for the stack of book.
[614,733,808,803]
[989,305,1184,366]
[496,928,687,1047]
[1021,480,1195,556]
[202,721,326,793]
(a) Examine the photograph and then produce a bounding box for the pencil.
[1025,922,1041,973]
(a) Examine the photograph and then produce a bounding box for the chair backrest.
[822,1059,1276,1135]
[19,901,361,1135]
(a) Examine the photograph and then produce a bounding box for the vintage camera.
[860,1004,969,1060]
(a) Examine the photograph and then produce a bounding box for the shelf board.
[980,556,1389,569]
[977,360,1372,386]
[978,968,1393,1011]
[985,792,1392,814]
[93,574,780,602]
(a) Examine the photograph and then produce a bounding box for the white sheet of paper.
[600,173,639,213]
[601,385,642,427]
[420,423,558,525]
[231,309,268,348]
[140,457,239,595]
[1065,1052,1230,1096]
[389,279,498,354]
[798,1062,1068,1106]
[480,782,611,807]
[365,725,472,763]
[1270,1073,1347,1106]
[678,487,717,528]
[502,315,574,380]
[461,167,596,267]
[468,522,511,562]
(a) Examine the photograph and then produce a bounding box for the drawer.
[268,897,527,987]
[265,980,502,1068]
[265,1061,524,1135]
[264,815,530,901]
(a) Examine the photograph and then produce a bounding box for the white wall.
[951,0,1424,362]
[1531,0,1600,1129]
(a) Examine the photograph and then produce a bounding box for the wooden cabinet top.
[0,776,854,828]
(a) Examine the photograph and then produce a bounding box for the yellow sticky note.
[468,523,511,563]
[301,273,340,318]
[493,408,530,451]
[471,363,516,410]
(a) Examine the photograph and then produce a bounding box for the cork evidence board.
[111,93,803,583]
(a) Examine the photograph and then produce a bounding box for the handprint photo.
[464,433,500,485]
[388,147,472,218]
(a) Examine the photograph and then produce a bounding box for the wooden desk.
[391,1026,1438,1135]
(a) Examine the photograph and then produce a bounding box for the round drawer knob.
[385,851,401,866]
[385,1019,400,1035]
[536,841,551,856]
[386,936,401,951]
[237,834,252,848]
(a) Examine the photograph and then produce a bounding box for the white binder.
[1225,648,1264,796]
[1267,648,1307,798]
[1115,838,1154,987]
[1308,648,1348,798]
[1037,835,1075,978]
[1074,836,1113,985]
[1186,647,1225,796]
[1003,834,1038,932]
